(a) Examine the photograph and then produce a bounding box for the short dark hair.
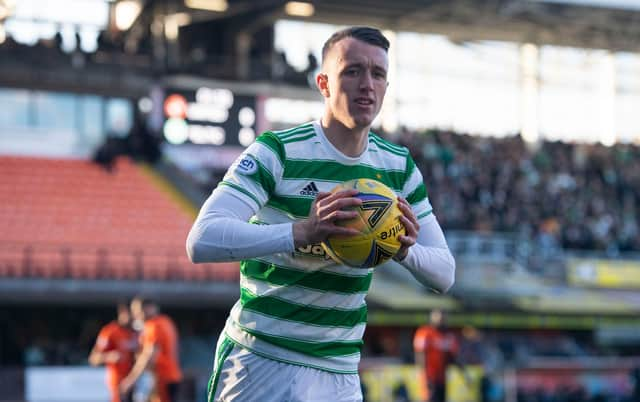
[116,300,130,312]
[132,295,158,309]
[321,26,389,64]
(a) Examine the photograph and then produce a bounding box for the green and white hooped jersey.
[218,121,432,373]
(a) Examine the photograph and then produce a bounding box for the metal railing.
[0,242,238,282]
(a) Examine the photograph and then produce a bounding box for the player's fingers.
[397,235,414,248]
[317,188,357,200]
[324,209,357,221]
[322,189,360,204]
[331,196,362,211]
[330,226,361,237]
[397,196,411,207]
[329,190,361,208]
[336,189,360,197]
[397,199,419,229]
[397,197,415,215]
[313,191,333,205]
[398,215,418,243]
[317,191,361,216]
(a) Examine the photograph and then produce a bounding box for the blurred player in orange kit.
[120,296,183,402]
[89,302,137,402]
[414,309,460,402]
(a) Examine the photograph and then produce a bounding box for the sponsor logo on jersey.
[236,155,258,175]
[299,181,319,196]
[296,243,332,259]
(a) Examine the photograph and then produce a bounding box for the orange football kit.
[141,315,183,402]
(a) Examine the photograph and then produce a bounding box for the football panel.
[376,236,403,257]
[364,241,396,267]
[372,204,405,246]
[353,178,397,200]
[321,234,376,268]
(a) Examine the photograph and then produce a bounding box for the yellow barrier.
[360,364,484,402]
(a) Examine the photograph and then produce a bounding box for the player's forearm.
[186,189,295,263]
[125,349,154,384]
[396,213,456,293]
[397,244,455,293]
[187,217,294,263]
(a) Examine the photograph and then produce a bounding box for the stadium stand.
[0,155,238,283]
[3,1,640,401]
[397,128,640,256]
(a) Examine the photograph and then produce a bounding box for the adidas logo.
[300,182,319,196]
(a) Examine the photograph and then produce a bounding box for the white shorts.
[208,334,363,402]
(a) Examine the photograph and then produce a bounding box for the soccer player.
[413,310,460,402]
[119,297,183,402]
[89,302,137,402]
[186,26,456,401]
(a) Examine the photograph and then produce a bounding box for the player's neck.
[320,117,369,157]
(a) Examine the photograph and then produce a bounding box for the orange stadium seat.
[142,254,171,281]
[70,252,100,280]
[0,249,25,278]
[203,262,241,282]
[0,156,215,283]
[107,254,140,280]
[29,250,66,279]
[180,257,207,281]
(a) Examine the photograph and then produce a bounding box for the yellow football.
[321,178,405,268]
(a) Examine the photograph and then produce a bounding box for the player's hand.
[119,377,134,395]
[293,189,362,247]
[104,351,121,364]
[394,196,419,261]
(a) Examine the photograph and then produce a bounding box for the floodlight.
[285,1,314,17]
[185,0,228,12]
[115,0,142,31]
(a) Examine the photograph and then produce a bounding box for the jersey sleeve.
[413,327,428,352]
[216,131,284,211]
[142,322,159,347]
[95,326,113,351]
[402,154,433,221]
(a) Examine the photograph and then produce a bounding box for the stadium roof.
[118,0,640,52]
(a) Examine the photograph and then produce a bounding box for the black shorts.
[428,381,445,402]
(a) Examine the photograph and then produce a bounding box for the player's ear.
[316,73,330,97]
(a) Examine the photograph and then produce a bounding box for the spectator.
[404,129,640,254]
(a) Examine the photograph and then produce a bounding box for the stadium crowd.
[396,128,640,256]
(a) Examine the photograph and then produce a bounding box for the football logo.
[321,178,406,268]
[360,197,392,228]
[367,243,395,267]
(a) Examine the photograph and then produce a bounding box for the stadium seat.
[107,254,140,280]
[203,262,240,282]
[0,156,205,284]
[70,252,100,280]
[142,254,171,281]
[30,250,66,279]
[0,249,25,278]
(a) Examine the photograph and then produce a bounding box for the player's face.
[430,310,443,327]
[117,306,131,326]
[319,37,388,129]
[130,300,145,322]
